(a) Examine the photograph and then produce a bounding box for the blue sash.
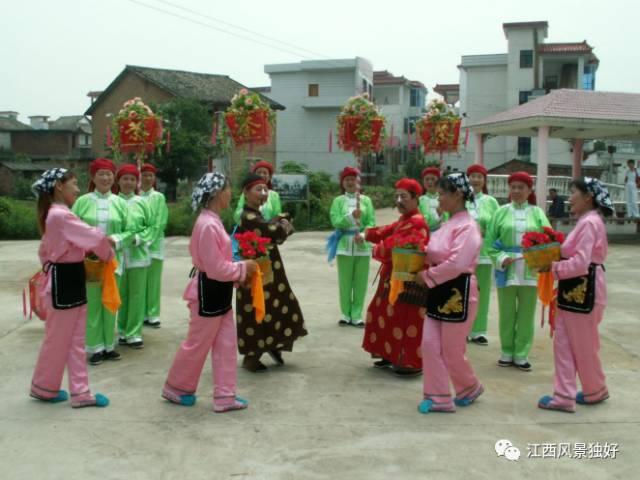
[326,229,358,263]
[493,240,522,288]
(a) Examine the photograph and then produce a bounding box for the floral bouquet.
[234,231,273,285]
[521,227,564,271]
[111,97,163,154]
[415,98,461,154]
[224,88,274,146]
[337,93,386,157]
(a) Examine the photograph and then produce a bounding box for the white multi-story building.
[458,21,600,171]
[264,58,374,177]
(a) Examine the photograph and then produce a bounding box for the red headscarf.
[395,178,424,196]
[466,164,489,194]
[421,167,441,179]
[508,171,537,205]
[141,163,157,174]
[340,166,360,186]
[251,160,274,188]
[116,163,140,181]
[88,158,117,193]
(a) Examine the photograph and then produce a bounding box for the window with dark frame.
[520,50,533,68]
[517,137,531,156]
[308,84,319,97]
[518,90,532,105]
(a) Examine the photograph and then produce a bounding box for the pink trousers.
[163,305,238,408]
[549,304,608,408]
[421,290,482,411]
[31,305,94,406]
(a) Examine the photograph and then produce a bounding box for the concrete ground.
[1,209,639,479]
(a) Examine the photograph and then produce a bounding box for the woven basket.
[391,248,425,281]
[522,242,561,270]
[84,256,106,283]
[256,256,273,285]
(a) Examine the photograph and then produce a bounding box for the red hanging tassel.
[106,125,112,147]
[328,128,333,153]
[388,124,394,147]
[166,130,171,153]
[464,128,470,148]
[211,117,218,145]
[407,129,412,151]
[22,289,27,318]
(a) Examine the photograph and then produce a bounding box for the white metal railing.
[487,175,626,203]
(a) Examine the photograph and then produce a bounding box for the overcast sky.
[2,0,639,123]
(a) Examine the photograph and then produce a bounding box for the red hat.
[90,158,116,176]
[141,163,157,174]
[508,171,536,205]
[251,161,274,175]
[340,166,360,185]
[395,178,424,196]
[421,167,441,179]
[466,164,489,194]
[116,163,140,180]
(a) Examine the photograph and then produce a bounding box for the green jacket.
[118,192,155,269]
[329,193,376,255]
[486,202,551,287]
[234,189,282,223]
[72,191,131,275]
[419,192,448,231]
[140,188,169,260]
[466,192,500,263]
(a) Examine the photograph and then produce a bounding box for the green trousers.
[469,264,493,337]
[497,286,538,361]
[86,276,121,353]
[118,267,148,344]
[145,258,163,323]
[337,255,370,322]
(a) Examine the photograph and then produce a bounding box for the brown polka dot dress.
[236,207,307,358]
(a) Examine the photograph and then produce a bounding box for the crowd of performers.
[28,159,612,414]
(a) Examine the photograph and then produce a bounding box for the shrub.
[0,197,39,239]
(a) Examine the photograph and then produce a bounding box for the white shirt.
[625,169,638,187]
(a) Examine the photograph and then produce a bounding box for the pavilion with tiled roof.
[467,88,640,208]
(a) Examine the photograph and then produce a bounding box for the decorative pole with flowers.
[224,88,275,153]
[109,97,165,177]
[336,93,386,224]
[415,98,461,168]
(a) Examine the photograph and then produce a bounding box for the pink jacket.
[183,209,246,303]
[552,210,608,306]
[420,210,482,298]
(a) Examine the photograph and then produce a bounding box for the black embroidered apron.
[49,262,87,310]
[557,263,601,314]
[425,273,471,322]
[194,270,233,318]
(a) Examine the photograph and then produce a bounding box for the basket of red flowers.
[521,227,565,270]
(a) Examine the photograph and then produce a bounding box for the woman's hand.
[352,208,362,220]
[502,257,515,268]
[244,260,258,278]
[354,233,364,244]
[413,270,426,287]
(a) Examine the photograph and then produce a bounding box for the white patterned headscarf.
[446,172,475,202]
[191,172,227,211]
[584,177,614,214]
[31,168,68,197]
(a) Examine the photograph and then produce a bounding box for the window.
[544,75,558,91]
[517,137,531,156]
[583,65,596,90]
[403,116,420,134]
[520,50,533,68]
[308,84,319,97]
[410,88,422,107]
[362,79,368,94]
[518,90,532,105]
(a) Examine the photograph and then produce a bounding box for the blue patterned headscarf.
[584,177,614,214]
[446,172,475,202]
[31,168,68,197]
[191,172,227,211]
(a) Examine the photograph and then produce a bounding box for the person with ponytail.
[30,168,113,408]
[465,164,500,346]
[486,171,551,371]
[116,163,154,349]
[72,158,129,365]
[140,163,168,329]
[418,167,448,231]
[538,178,613,413]
[233,160,283,222]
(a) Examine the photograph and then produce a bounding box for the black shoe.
[497,359,513,367]
[373,359,392,369]
[129,341,144,350]
[351,320,365,328]
[338,319,350,326]
[103,350,121,361]
[144,320,161,329]
[118,337,127,346]
[471,335,488,346]
[267,350,284,365]
[515,361,532,372]
[393,368,422,377]
[242,356,268,372]
[89,352,104,365]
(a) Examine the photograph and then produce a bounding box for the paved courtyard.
[1,211,639,479]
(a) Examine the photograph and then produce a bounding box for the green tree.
[152,98,223,201]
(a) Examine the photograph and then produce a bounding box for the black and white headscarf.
[446,172,475,202]
[584,177,614,214]
[191,172,227,211]
[31,168,68,196]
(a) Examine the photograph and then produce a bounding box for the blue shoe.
[94,393,109,407]
[576,391,609,405]
[418,399,433,414]
[538,395,552,407]
[179,394,197,407]
[31,389,69,403]
[235,396,249,406]
[455,385,484,407]
[538,394,574,413]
